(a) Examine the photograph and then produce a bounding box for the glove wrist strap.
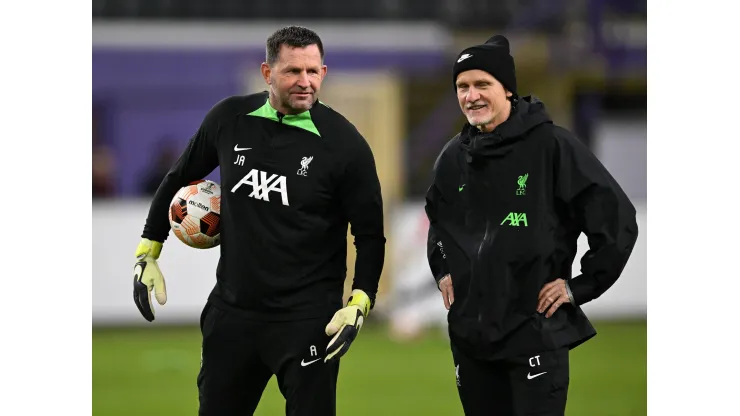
[347,289,371,317]
[135,238,163,260]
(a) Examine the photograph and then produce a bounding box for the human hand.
[439,274,454,310]
[537,278,572,318]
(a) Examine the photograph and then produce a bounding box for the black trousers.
[452,344,570,416]
[197,302,339,416]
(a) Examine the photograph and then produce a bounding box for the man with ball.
[131,26,385,416]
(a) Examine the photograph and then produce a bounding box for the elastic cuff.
[565,280,576,305]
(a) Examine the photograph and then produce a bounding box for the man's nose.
[466,88,480,103]
[296,72,310,88]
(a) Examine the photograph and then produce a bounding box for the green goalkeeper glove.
[324,289,372,363]
[133,238,167,322]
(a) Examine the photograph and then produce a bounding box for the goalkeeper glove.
[324,289,372,363]
[133,238,167,322]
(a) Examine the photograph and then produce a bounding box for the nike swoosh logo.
[234,145,252,152]
[458,185,465,191]
[527,371,547,380]
[300,358,321,367]
[457,54,472,63]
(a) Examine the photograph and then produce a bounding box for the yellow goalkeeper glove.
[133,238,167,322]
[324,289,372,363]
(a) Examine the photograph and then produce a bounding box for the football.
[168,180,221,249]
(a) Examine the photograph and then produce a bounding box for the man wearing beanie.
[425,35,638,415]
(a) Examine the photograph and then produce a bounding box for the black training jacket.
[426,96,638,360]
[142,92,386,321]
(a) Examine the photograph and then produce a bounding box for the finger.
[136,284,155,322]
[538,281,557,301]
[537,289,558,313]
[154,275,167,306]
[546,286,562,301]
[448,284,455,307]
[132,266,146,318]
[133,262,154,322]
[536,297,548,314]
[324,312,343,336]
[538,285,562,311]
[325,325,357,363]
[541,291,563,315]
[437,278,446,291]
[546,298,565,318]
[133,286,148,320]
[442,287,451,310]
[537,287,550,303]
[537,290,550,312]
[537,289,547,305]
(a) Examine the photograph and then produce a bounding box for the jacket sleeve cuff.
[565,280,576,305]
[567,274,599,306]
[435,273,450,290]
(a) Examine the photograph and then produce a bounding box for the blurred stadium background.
[92,1,646,414]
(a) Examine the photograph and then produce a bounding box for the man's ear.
[260,62,271,85]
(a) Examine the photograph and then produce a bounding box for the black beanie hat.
[452,35,517,94]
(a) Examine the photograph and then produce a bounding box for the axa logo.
[231,169,289,206]
[501,212,528,227]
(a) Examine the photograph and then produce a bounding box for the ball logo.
[188,199,210,212]
[200,182,217,195]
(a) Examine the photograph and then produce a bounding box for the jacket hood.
[460,96,552,161]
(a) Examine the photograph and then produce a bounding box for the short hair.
[266,26,324,66]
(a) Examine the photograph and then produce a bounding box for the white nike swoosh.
[457,54,472,63]
[234,145,252,152]
[300,358,321,367]
[527,371,547,380]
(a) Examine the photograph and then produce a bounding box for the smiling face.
[455,69,513,132]
[261,43,327,115]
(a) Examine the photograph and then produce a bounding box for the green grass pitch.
[93,320,646,415]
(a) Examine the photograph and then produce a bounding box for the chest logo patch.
[297,156,313,177]
[517,173,528,196]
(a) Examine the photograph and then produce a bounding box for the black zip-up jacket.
[426,96,638,360]
[141,92,385,321]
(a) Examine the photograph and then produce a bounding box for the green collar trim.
[246,99,321,137]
